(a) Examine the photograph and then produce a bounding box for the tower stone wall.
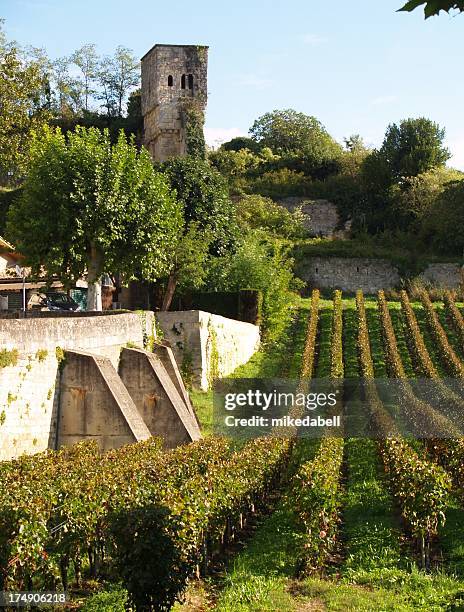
[141,44,208,161]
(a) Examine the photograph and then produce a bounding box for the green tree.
[422,179,464,254]
[70,44,99,112]
[7,126,181,310]
[379,118,450,182]
[0,30,50,184]
[221,136,262,154]
[399,0,464,18]
[51,57,82,117]
[206,232,301,340]
[160,156,237,310]
[249,109,343,179]
[391,167,463,229]
[101,47,140,117]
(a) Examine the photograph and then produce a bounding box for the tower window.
[168,75,173,86]
[181,74,186,89]
[188,74,194,89]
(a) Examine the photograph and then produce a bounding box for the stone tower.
[141,44,208,162]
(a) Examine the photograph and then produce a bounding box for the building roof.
[141,43,209,61]
[0,236,14,250]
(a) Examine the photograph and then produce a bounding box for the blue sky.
[3,0,464,168]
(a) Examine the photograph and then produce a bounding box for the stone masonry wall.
[0,313,152,460]
[278,198,350,238]
[141,44,208,161]
[299,257,464,293]
[155,311,260,390]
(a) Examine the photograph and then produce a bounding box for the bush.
[235,194,308,239]
[251,168,312,198]
[205,232,303,341]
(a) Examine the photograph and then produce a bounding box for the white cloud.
[302,34,329,46]
[371,95,398,106]
[204,127,246,149]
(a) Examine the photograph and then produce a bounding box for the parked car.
[28,292,81,312]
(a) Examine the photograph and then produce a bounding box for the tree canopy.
[159,156,237,309]
[249,109,340,156]
[0,29,50,183]
[7,126,181,309]
[370,118,450,184]
[399,0,464,18]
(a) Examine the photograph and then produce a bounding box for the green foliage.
[0,30,50,184]
[249,109,343,180]
[206,232,302,341]
[378,118,450,182]
[81,584,128,611]
[289,437,344,574]
[235,194,308,239]
[421,179,464,254]
[0,349,19,368]
[300,289,320,379]
[161,156,236,256]
[389,167,463,231]
[221,136,262,154]
[250,168,312,198]
[399,0,464,17]
[7,126,181,290]
[182,99,206,159]
[55,346,65,369]
[0,187,22,236]
[330,290,344,379]
[249,109,341,157]
[444,291,464,347]
[108,437,290,610]
[419,291,464,377]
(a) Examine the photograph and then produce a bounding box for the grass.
[410,302,448,378]
[342,300,359,379]
[434,302,464,362]
[364,298,388,378]
[190,299,312,434]
[387,302,416,378]
[314,299,333,378]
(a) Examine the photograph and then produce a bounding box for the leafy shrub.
[235,194,308,239]
[205,232,303,341]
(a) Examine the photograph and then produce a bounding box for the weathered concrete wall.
[156,311,260,390]
[58,350,151,451]
[299,257,464,293]
[278,198,350,238]
[0,312,152,460]
[119,347,201,448]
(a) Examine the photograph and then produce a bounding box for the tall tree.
[249,109,339,155]
[249,109,342,179]
[7,126,181,310]
[52,56,84,116]
[70,44,99,112]
[379,117,450,182]
[0,42,49,184]
[101,47,140,117]
[160,156,237,310]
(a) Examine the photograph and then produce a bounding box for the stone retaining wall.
[155,311,260,390]
[298,257,464,293]
[0,312,151,460]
